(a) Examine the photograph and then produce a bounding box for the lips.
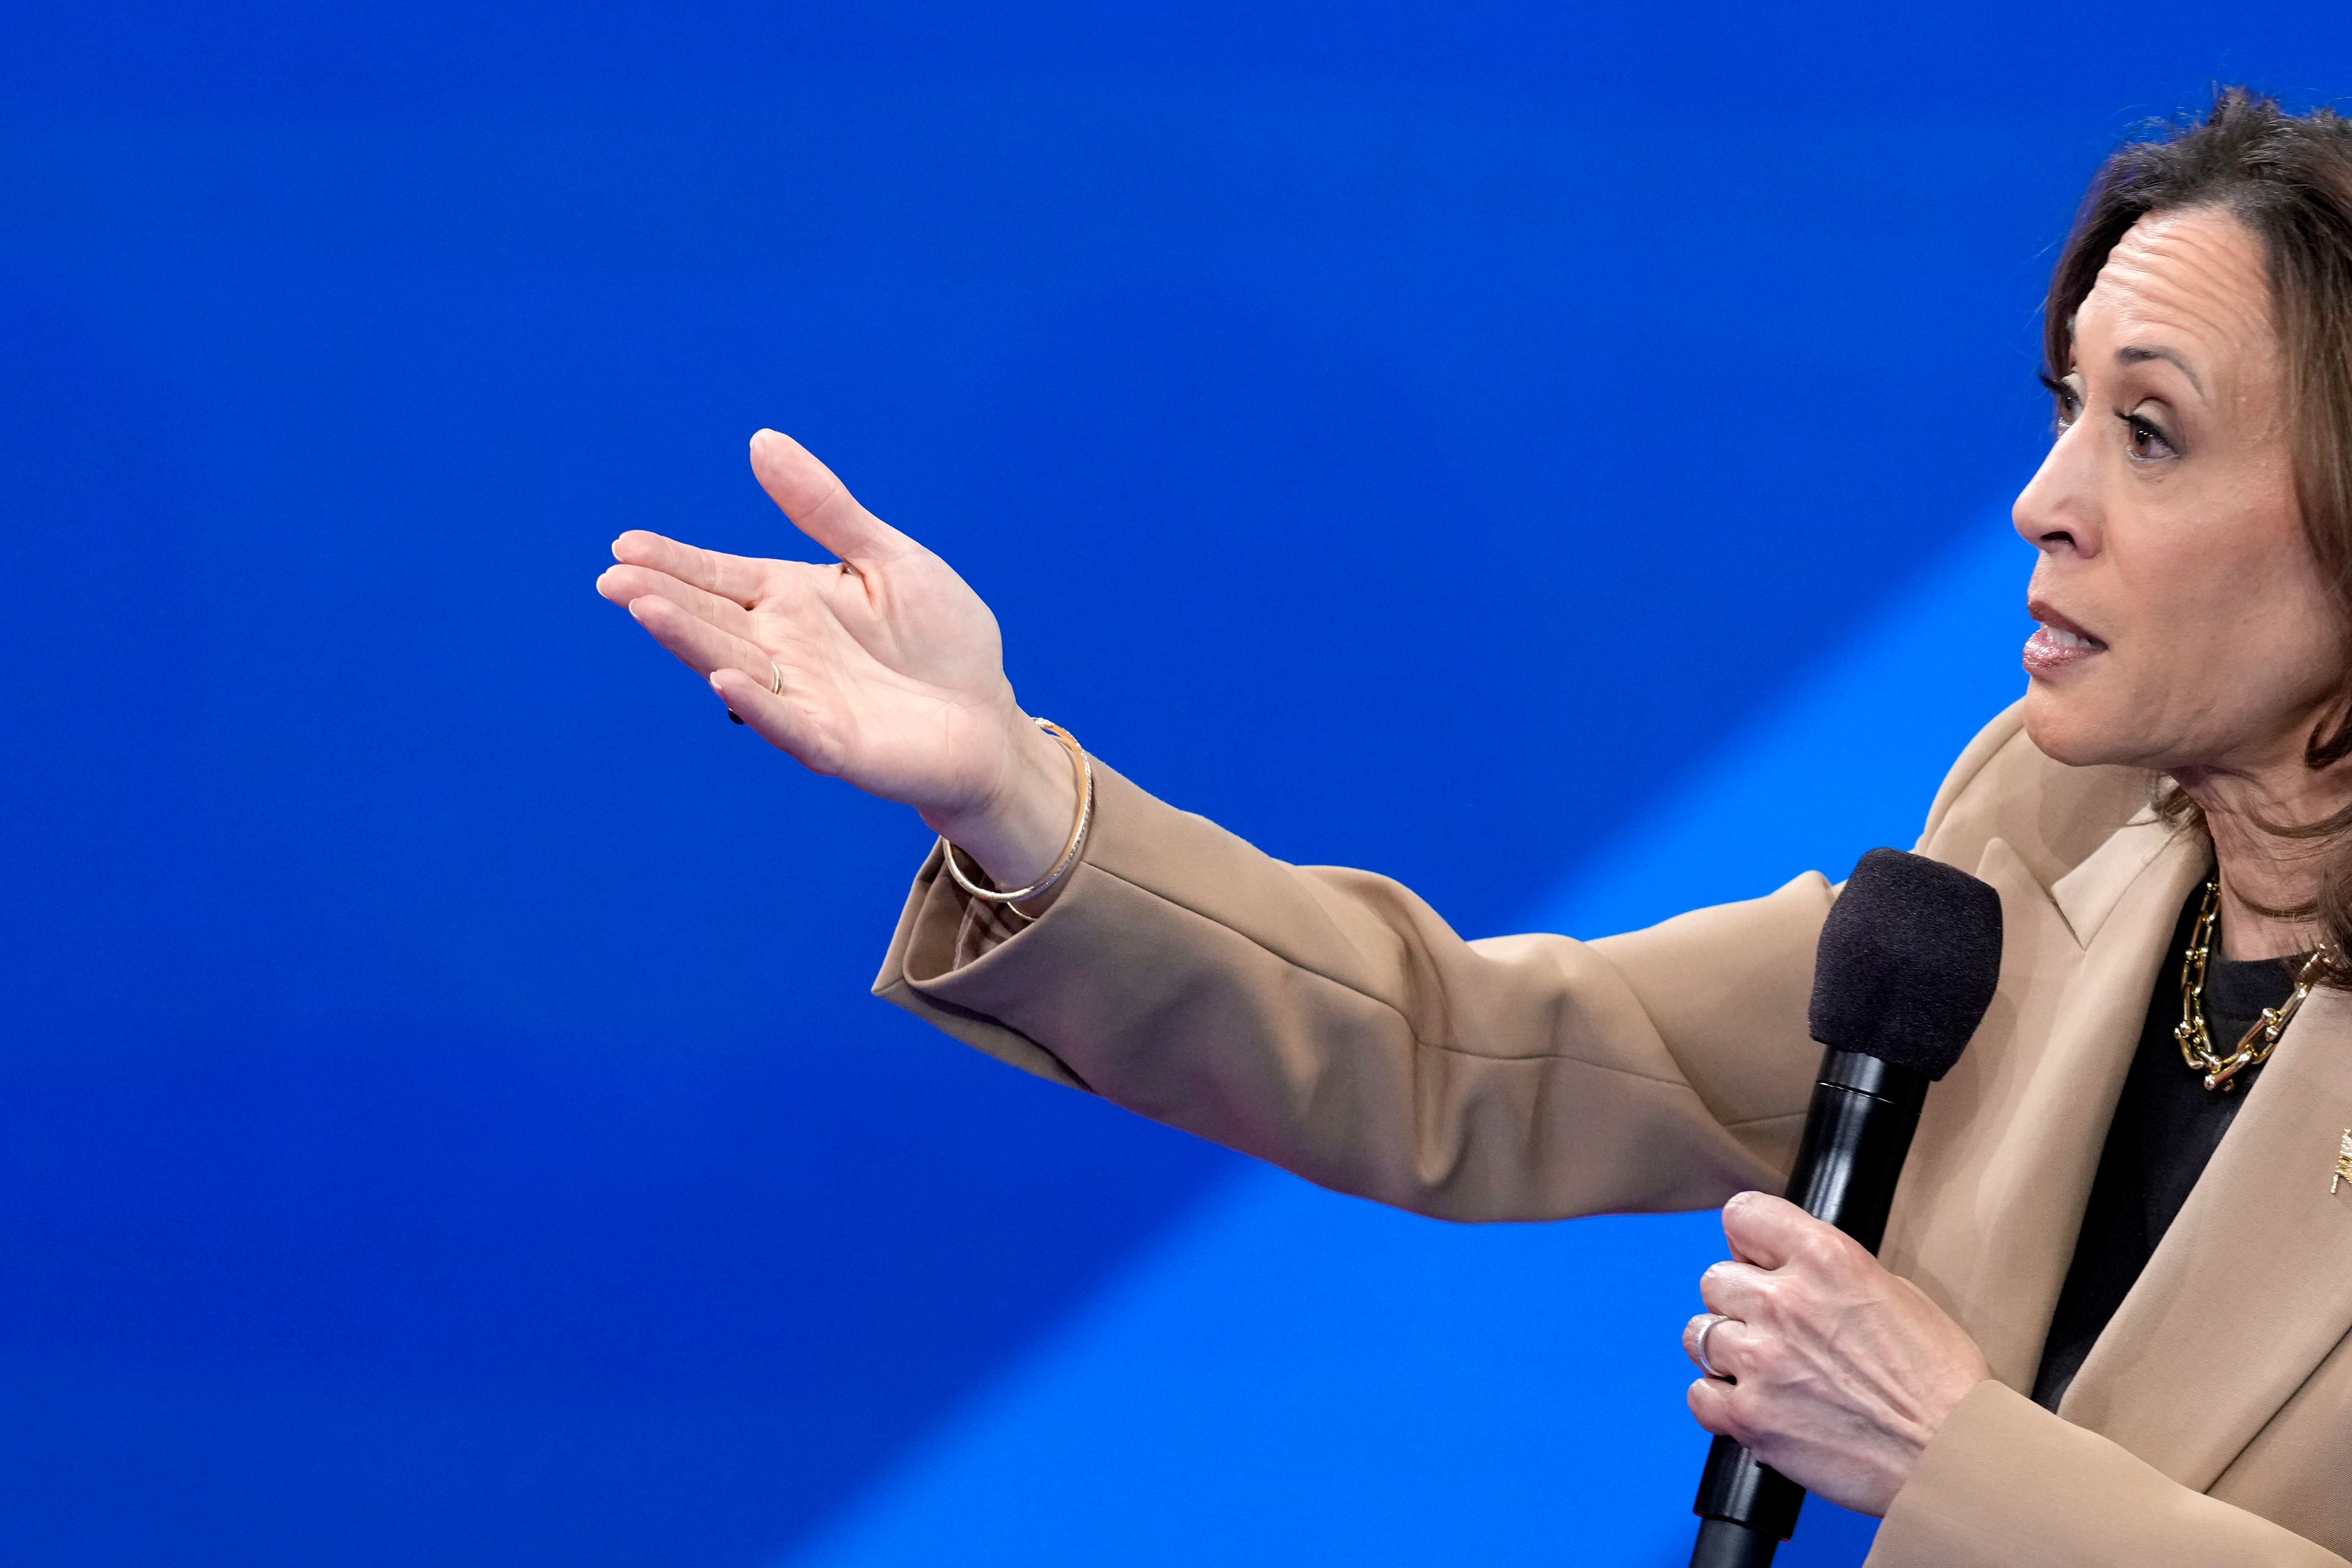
[2022,601,2106,677]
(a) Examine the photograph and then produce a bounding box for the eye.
[2117,410,2179,462]
[2039,372,2083,433]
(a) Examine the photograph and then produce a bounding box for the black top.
[2032,879,2304,1411]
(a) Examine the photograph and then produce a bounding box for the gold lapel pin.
[2334,1130,2352,1196]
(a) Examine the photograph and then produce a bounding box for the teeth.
[2041,623,2097,650]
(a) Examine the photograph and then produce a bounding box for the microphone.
[1687,848,2003,1568]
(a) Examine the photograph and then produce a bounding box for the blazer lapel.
[2059,974,2352,1488]
[1882,816,2207,1390]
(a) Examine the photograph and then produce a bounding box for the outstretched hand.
[1682,1192,1992,1517]
[595,431,1078,886]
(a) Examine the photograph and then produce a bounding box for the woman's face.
[2015,206,2342,782]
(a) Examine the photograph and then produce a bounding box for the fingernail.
[728,709,745,725]
[750,428,772,447]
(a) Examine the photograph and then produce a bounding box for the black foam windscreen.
[1807,848,2003,1080]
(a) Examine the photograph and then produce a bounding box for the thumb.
[1721,1191,1819,1271]
[747,429,913,568]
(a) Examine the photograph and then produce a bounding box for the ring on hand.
[1694,1313,1738,1381]
[768,662,783,695]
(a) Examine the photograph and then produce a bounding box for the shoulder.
[1914,699,2152,890]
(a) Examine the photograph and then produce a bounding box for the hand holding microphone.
[1684,848,2005,1566]
[1684,1191,1993,1515]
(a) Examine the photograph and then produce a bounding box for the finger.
[597,564,761,639]
[611,530,776,608]
[747,428,916,568]
[708,667,843,775]
[626,592,780,690]
[1687,1376,1741,1439]
[1721,1191,1819,1270]
[1683,1311,1761,1380]
[1698,1259,1771,1321]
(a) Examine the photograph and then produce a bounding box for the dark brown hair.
[2046,88,2352,966]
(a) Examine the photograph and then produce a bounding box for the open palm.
[596,430,1031,827]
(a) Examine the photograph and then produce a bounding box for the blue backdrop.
[6,6,2350,1564]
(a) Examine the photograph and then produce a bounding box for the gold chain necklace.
[2174,877,2333,1093]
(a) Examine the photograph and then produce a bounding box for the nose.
[2013,422,2102,558]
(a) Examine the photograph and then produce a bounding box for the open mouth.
[2037,622,2103,651]
[2023,603,2106,674]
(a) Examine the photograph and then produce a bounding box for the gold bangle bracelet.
[938,718,1095,906]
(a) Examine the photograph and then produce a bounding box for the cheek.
[2192,509,2345,693]
[2251,597,2351,714]
[2119,505,2343,747]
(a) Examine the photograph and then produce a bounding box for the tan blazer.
[874,702,2352,1566]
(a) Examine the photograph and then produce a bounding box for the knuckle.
[1772,1286,1823,1333]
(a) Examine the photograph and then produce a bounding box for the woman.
[597,91,2352,1563]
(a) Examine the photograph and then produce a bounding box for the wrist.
[924,712,1081,889]
[1886,1363,1994,1505]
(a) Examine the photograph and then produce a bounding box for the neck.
[2173,756,2352,960]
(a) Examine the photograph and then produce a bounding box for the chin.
[2019,682,2140,769]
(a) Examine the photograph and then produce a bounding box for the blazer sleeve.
[1871,1381,2350,1567]
[872,759,1833,1222]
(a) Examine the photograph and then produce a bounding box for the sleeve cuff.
[1868,1381,2346,1567]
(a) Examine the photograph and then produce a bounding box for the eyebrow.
[2116,344,2206,398]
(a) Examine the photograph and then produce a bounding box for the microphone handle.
[1686,1049,1930,1568]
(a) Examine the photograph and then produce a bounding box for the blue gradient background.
[4,7,2348,1564]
